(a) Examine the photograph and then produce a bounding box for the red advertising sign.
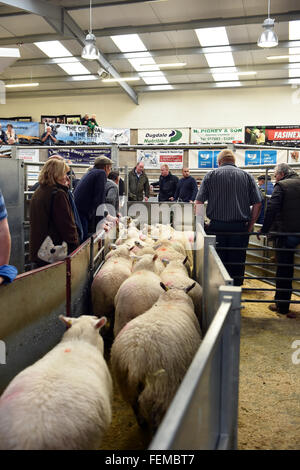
[245,125,300,146]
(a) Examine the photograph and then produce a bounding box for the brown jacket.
[30,183,79,263]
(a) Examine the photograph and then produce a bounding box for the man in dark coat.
[259,163,300,317]
[151,164,179,202]
[74,156,112,240]
[128,161,150,201]
[174,167,198,203]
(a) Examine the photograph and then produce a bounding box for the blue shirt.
[0,189,7,221]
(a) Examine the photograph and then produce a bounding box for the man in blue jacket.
[256,174,274,224]
[174,167,198,203]
[0,187,17,284]
[74,156,112,240]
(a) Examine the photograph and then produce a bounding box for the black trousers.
[207,220,249,286]
[275,235,300,313]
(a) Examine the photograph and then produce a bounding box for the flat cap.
[94,155,112,166]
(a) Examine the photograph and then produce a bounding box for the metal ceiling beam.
[5,77,300,99]
[0,0,64,32]
[5,61,300,82]
[0,0,164,16]
[92,11,300,37]
[0,0,138,104]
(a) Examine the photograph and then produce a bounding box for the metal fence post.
[217,285,242,450]
[202,234,217,333]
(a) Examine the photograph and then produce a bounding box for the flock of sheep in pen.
[0,218,203,450]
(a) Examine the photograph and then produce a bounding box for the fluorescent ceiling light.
[289,21,300,77]
[111,34,147,52]
[215,81,242,88]
[5,83,39,88]
[267,55,289,60]
[195,26,239,81]
[0,47,20,58]
[148,85,174,91]
[111,33,171,86]
[289,20,300,40]
[237,71,257,76]
[205,52,235,68]
[195,27,229,46]
[139,62,186,68]
[59,62,91,75]
[102,76,140,82]
[72,75,98,81]
[34,41,72,58]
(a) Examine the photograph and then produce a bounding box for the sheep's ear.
[183,256,188,265]
[153,243,161,250]
[161,258,170,267]
[160,282,169,292]
[129,245,135,251]
[185,282,196,294]
[109,244,117,250]
[59,315,73,328]
[152,254,158,262]
[135,240,143,247]
[94,317,107,330]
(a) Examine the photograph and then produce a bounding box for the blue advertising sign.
[0,119,39,138]
[213,150,221,168]
[261,150,277,165]
[245,150,261,166]
[48,148,111,164]
[198,150,213,168]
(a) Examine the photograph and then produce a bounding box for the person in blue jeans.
[259,163,300,317]
[0,188,17,285]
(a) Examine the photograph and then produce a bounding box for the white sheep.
[91,250,133,317]
[113,254,163,337]
[111,285,202,432]
[160,259,202,320]
[0,315,112,450]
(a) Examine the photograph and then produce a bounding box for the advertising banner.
[245,125,300,146]
[191,127,244,144]
[189,148,287,168]
[288,149,300,163]
[0,119,39,139]
[137,149,183,169]
[45,123,130,145]
[48,147,111,164]
[189,149,221,168]
[138,128,189,145]
[17,148,40,183]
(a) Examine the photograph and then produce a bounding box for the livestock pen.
[0,204,241,450]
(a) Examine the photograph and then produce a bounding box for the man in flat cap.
[257,174,274,224]
[74,155,112,239]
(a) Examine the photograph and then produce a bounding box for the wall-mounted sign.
[138,128,189,145]
[191,127,243,144]
[137,149,183,169]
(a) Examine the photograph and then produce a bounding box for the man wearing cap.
[257,174,274,225]
[74,156,112,240]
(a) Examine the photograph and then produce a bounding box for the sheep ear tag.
[59,315,73,328]
[94,317,107,330]
[160,282,169,292]
[185,282,196,293]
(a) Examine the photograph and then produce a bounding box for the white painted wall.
[1,86,300,127]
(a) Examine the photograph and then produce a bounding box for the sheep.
[153,242,191,275]
[113,254,163,337]
[111,284,202,432]
[160,259,202,320]
[91,250,133,318]
[0,315,112,450]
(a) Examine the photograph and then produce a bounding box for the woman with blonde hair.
[29,158,79,267]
